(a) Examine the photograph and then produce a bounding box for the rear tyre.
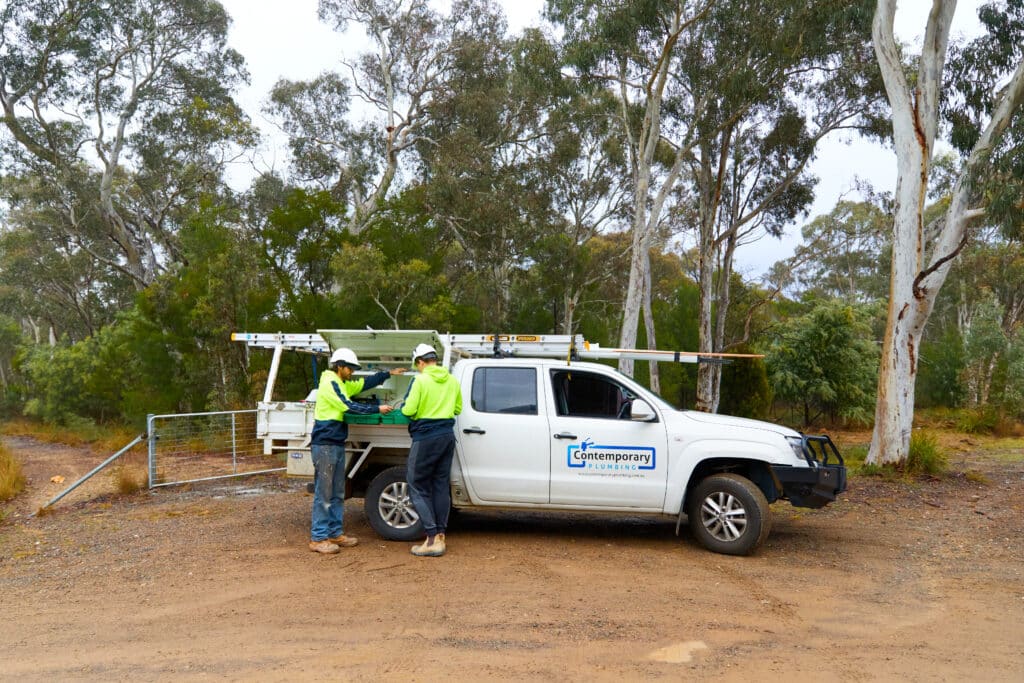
[364,466,423,541]
[687,473,771,556]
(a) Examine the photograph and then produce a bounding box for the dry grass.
[0,442,27,502]
[819,419,1024,478]
[1,418,140,453]
[115,454,148,495]
[964,469,991,485]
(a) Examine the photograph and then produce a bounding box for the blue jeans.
[310,443,348,541]
[406,433,456,537]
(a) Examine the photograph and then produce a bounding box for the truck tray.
[344,411,411,425]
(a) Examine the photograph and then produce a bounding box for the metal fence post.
[231,411,238,473]
[147,413,156,488]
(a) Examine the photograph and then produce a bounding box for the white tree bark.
[642,261,660,395]
[616,6,693,378]
[868,0,1024,464]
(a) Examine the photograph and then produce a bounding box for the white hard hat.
[329,347,361,369]
[412,343,438,362]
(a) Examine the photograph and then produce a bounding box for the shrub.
[905,431,948,476]
[955,408,1000,434]
[767,300,879,426]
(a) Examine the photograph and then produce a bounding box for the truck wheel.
[365,466,423,541]
[687,473,771,556]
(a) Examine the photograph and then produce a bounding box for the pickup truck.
[241,330,847,556]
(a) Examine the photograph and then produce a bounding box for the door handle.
[462,427,486,435]
[553,432,577,440]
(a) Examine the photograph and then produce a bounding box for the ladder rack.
[231,332,329,353]
[231,331,764,365]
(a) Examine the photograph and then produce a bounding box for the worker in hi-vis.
[400,343,462,557]
[308,347,406,555]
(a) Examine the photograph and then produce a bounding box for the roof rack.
[232,330,764,366]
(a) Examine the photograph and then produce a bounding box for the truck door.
[456,365,550,503]
[547,368,668,509]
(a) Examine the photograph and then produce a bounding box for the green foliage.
[955,407,1001,435]
[132,201,280,414]
[718,345,772,419]
[0,316,27,414]
[767,300,879,425]
[0,0,253,294]
[960,294,1007,404]
[244,178,348,328]
[0,173,134,340]
[19,337,116,425]
[944,1,1024,239]
[793,200,891,302]
[917,327,966,409]
[919,236,1024,414]
[13,196,282,426]
[841,444,869,469]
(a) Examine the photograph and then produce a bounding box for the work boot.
[309,540,341,554]
[411,535,445,557]
[327,534,358,547]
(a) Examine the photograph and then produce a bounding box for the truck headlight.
[786,436,808,463]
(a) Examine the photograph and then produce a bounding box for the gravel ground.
[1,434,1023,681]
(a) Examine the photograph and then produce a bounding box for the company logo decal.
[567,438,656,471]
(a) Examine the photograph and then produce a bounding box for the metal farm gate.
[147,410,284,487]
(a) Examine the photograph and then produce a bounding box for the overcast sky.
[217,0,985,276]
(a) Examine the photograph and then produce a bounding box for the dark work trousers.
[406,432,456,537]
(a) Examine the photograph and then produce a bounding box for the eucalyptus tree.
[0,314,22,403]
[0,0,252,291]
[524,82,632,336]
[548,0,884,410]
[687,2,887,412]
[791,199,891,302]
[269,0,497,236]
[868,0,1024,464]
[241,173,348,328]
[546,0,712,379]
[413,20,575,330]
[0,173,133,341]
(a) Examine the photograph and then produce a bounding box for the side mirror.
[630,399,657,422]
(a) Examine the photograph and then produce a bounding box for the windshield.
[646,392,678,412]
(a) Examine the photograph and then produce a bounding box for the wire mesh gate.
[147,410,284,488]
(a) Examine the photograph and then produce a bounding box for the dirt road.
[2,434,1023,681]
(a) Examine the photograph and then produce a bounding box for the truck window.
[550,369,635,419]
[471,367,538,415]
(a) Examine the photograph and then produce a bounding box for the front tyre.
[364,466,423,541]
[687,473,771,556]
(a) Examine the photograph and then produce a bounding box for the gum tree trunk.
[868,0,1024,464]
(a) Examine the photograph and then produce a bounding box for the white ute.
[234,330,847,556]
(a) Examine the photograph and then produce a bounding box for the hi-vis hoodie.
[311,369,389,446]
[400,364,462,441]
